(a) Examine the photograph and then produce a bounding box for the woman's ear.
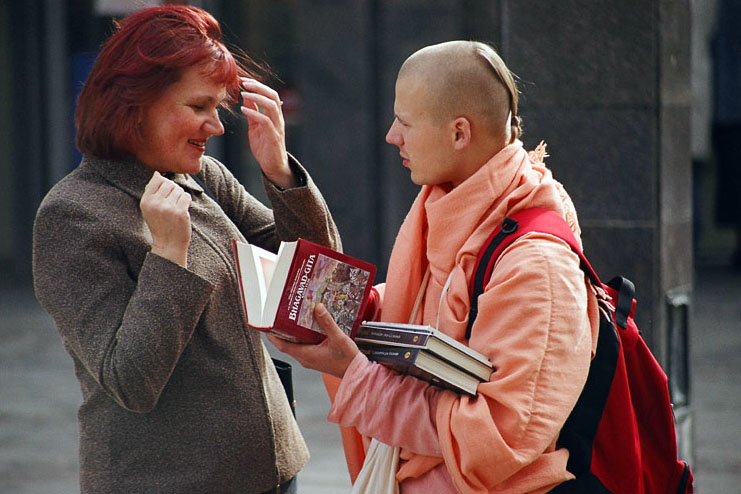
[452,116,472,150]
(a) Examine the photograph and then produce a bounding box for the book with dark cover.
[233,238,377,344]
[356,321,494,381]
[359,345,482,395]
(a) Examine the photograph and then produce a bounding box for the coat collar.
[80,155,206,199]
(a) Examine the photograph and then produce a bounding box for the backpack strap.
[605,276,635,330]
[466,208,601,339]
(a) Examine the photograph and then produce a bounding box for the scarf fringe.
[528,141,549,164]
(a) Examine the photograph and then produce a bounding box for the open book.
[232,238,376,344]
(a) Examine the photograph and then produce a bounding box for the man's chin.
[409,171,426,186]
[409,173,451,189]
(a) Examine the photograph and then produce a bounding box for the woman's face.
[136,64,227,174]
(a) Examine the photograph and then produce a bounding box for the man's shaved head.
[398,41,520,143]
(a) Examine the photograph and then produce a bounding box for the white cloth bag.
[351,268,430,493]
[350,438,400,494]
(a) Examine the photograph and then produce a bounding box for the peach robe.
[326,141,600,493]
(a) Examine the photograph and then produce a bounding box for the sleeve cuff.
[262,154,307,192]
[327,352,371,424]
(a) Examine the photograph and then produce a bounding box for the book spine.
[361,322,492,369]
[278,251,317,327]
[355,327,431,347]
[359,346,421,364]
[360,347,475,395]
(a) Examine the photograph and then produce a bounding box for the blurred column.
[505,0,693,460]
[293,0,381,267]
[44,0,71,185]
[5,0,47,281]
[0,3,14,274]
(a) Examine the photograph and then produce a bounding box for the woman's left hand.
[240,78,298,190]
[267,304,360,378]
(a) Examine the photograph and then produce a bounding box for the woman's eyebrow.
[189,94,230,107]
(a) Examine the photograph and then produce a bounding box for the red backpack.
[467,208,693,494]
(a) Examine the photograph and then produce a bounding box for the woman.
[32,5,339,493]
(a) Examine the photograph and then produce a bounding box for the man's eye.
[191,104,205,111]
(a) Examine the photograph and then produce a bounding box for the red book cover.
[232,238,376,344]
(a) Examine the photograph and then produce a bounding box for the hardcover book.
[359,345,483,395]
[232,238,377,344]
[356,321,494,381]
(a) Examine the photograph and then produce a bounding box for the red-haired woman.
[32,5,339,493]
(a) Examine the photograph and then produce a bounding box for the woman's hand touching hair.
[240,78,299,190]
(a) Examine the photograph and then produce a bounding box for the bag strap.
[409,266,431,325]
[466,208,602,339]
[605,276,635,330]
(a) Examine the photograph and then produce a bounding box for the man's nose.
[386,122,401,146]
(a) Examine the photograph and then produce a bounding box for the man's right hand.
[267,303,361,379]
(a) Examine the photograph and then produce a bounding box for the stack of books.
[355,321,494,395]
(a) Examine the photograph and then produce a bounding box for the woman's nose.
[205,111,225,136]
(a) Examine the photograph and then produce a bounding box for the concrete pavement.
[0,281,351,494]
[1,265,739,493]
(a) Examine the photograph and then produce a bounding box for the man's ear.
[452,117,472,150]
[504,111,513,144]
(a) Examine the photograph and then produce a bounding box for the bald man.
[270,41,599,493]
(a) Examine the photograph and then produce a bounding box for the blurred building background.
[1,0,737,489]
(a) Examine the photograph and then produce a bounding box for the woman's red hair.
[76,5,261,159]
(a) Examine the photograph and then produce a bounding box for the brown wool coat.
[32,154,341,493]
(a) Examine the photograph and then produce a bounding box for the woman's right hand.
[140,172,192,268]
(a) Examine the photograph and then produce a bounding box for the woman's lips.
[188,139,206,151]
